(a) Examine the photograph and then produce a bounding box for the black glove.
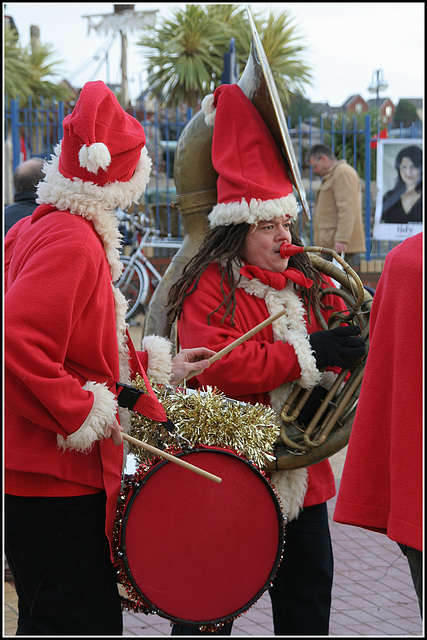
[298,385,328,426]
[309,325,366,369]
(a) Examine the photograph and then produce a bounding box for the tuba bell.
[143,8,372,470]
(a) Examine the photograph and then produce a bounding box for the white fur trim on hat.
[201,93,216,127]
[208,193,298,228]
[38,143,151,215]
[79,142,111,174]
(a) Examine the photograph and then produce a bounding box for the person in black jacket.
[4,157,45,235]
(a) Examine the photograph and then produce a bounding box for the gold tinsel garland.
[127,375,280,470]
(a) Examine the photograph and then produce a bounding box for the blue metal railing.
[5,97,421,257]
[6,96,71,163]
[287,113,422,260]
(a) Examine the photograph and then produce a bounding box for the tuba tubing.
[267,243,373,470]
[279,242,366,324]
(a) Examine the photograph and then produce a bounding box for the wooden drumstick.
[122,433,222,484]
[185,307,287,382]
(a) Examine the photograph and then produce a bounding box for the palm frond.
[136,4,312,110]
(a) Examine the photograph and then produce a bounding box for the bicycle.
[115,209,181,322]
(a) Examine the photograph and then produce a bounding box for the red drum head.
[118,447,284,625]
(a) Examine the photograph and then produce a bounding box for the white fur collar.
[36,143,152,282]
[236,262,321,390]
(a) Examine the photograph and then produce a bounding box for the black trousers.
[398,543,423,618]
[5,492,123,636]
[171,502,333,636]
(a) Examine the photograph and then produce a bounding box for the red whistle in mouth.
[280,243,305,258]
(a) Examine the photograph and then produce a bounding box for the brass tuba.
[143,8,372,470]
[268,246,372,470]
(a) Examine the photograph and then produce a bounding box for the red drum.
[115,446,284,627]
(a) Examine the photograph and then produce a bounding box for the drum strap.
[115,333,176,432]
[115,381,175,432]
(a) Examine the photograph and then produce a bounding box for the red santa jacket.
[177,261,349,520]
[334,233,423,551]
[4,206,173,550]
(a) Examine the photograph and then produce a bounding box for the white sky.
[4,2,425,107]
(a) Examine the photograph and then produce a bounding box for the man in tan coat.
[308,144,366,268]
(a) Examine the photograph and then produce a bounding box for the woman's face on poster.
[399,156,421,189]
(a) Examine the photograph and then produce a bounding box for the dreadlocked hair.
[166,223,333,326]
[167,223,249,325]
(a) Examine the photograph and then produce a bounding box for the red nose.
[279,243,305,258]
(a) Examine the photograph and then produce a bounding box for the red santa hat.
[37,80,152,215]
[202,84,297,228]
[59,80,146,185]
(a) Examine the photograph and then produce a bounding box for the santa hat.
[202,84,297,228]
[37,81,152,215]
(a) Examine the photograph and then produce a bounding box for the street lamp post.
[368,68,388,109]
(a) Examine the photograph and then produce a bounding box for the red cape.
[334,233,423,550]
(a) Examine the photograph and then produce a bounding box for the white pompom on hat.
[202,84,297,228]
[78,142,111,174]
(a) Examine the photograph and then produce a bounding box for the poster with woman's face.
[373,139,423,240]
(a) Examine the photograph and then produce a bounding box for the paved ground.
[4,317,423,636]
[4,451,422,637]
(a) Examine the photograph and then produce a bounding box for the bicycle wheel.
[115,256,150,321]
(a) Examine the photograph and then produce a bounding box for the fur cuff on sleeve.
[142,335,173,384]
[57,381,118,452]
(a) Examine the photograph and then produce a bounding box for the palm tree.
[255,10,312,109]
[138,4,231,110]
[4,24,72,104]
[137,4,312,110]
[4,24,33,101]
[26,42,72,102]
